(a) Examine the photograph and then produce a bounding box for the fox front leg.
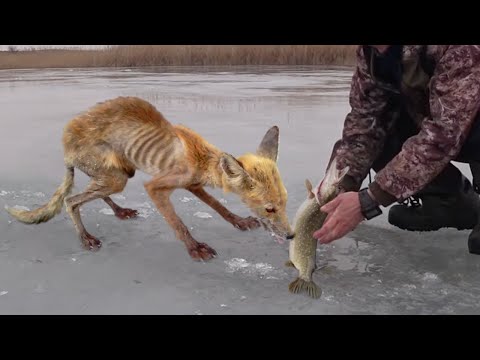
[187,185,260,231]
[144,172,217,261]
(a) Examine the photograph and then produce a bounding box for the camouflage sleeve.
[370,45,480,206]
[332,46,393,192]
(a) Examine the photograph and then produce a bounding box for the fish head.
[314,156,350,203]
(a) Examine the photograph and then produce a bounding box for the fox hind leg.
[64,169,129,251]
[103,197,138,220]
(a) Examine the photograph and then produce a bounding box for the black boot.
[388,164,480,232]
[468,224,480,254]
[468,162,480,254]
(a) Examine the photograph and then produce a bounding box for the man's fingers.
[323,210,335,227]
[313,211,334,238]
[317,223,338,244]
[318,222,346,244]
[313,214,338,240]
[317,223,340,244]
[318,229,338,244]
[321,196,341,213]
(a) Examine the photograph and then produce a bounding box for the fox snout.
[271,214,294,240]
[283,215,295,238]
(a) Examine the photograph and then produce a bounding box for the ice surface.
[225,258,286,280]
[99,208,114,216]
[1,66,479,314]
[112,194,126,201]
[193,212,213,219]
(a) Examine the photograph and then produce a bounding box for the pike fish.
[286,157,349,299]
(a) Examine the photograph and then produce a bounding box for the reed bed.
[0,45,357,69]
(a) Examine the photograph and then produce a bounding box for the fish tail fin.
[288,277,321,299]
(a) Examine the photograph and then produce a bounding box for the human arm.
[331,45,394,193]
[369,45,480,206]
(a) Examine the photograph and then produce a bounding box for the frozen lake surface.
[0,66,479,314]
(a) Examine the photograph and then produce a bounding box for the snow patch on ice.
[194,212,213,219]
[224,258,285,279]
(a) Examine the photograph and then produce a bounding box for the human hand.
[313,191,365,244]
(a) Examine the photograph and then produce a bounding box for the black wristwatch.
[358,188,383,220]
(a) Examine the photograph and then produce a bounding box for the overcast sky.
[0,45,110,51]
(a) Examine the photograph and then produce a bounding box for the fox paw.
[188,242,217,261]
[114,208,138,220]
[81,232,102,251]
[233,216,261,231]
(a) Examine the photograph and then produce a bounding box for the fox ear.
[257,126,279,162]
[220,153,254,189]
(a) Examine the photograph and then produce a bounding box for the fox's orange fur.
[6,96,293,261]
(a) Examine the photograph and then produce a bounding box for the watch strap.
[359,188,383,220]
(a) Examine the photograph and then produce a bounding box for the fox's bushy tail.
[6,167,74,224]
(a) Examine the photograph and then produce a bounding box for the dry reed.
[0,45,357,70]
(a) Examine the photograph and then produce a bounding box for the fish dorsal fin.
[305,179,315,199]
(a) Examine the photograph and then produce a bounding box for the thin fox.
[6,96,293,261]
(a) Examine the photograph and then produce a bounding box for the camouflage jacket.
[334,45,480,207]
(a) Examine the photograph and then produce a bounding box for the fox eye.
[265,207,276,213]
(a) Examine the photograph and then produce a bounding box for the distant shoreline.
[0,45,357,70]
